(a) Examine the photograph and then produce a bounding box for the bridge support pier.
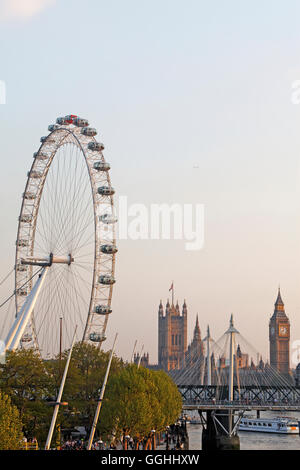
[200,410,240,451]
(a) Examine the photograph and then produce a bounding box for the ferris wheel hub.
[20,254,74,267]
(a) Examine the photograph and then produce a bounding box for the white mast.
[225,314,239,402]
[87,333,118,450]
[45,325,77,450]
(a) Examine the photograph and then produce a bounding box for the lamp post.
[165,426,170,450]
[151,430,156,450]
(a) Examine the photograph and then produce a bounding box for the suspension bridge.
[167,315,300,449]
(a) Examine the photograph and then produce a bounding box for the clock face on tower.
[278,325,288,337]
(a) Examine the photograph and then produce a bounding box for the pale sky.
[1,0,300,364]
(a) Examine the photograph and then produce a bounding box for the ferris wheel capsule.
[81,127,97,137]
[56,117,69,125]
[100,244,118,254]
[97,186,115,196]
[89,332,106,343]
[99,274,115,285]
[40,136,55,144]
[27,170,43,179]
[18,288,28,296]
[48,124,60,132]
[19,215,32,223]
[23,191,36,200]
[16,239,29,247]
[88,141,104,151]
[21,334,32,343]
[33,152,49,161]
[16,263,27,272]
[94,305,112,315]
[93,161,110,171]
[99,214,118,224]
[74,117,89,127]
[64,115,78,123]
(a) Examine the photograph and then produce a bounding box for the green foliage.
[57,342,123,431]
[0,392,23,450]
[100,364,182,443]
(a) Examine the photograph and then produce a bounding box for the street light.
[150,430,156,450]
[165,426,170,451]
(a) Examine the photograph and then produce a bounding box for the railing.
[179,385,300,404]
[183,398,300,409]
[21,441,39,450]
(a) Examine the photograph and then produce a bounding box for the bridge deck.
[183,403,300,412]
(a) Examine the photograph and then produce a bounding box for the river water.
[186,411,300,450]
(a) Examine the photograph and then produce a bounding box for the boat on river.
[239,416,299,434]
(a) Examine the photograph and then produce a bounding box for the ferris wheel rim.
[14,117,117,355]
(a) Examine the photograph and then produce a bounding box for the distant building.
[236,344,249,369]
[139,290,293,386]
[158,300,187,371]
[133,352,160,370]
[185,314,204,366]
[269,288,290,376]
[133,352,150,368]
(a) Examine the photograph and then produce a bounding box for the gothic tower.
[158,299,187,371]
[269,288,290,376]
[185,314,204,365]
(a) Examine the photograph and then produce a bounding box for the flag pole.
[172,280,174,306]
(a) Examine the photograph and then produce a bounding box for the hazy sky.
[1,0,300,364]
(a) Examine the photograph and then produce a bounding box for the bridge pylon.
[201,315,242,450]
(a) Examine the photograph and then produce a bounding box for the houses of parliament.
[135,288,296,383]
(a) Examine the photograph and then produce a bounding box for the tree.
[0,349,53,443]
[99,364,182,447]
[51,342,124,433]
[0,392,23,450]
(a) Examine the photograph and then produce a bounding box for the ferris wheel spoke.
[75,263,94,273]
[35,269,65,338]
[62,268,90,329]
[59,200,94,255]
[55,169,91,253]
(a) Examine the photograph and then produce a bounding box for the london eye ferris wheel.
[14,115,117,357]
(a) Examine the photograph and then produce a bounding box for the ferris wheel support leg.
[45,325,77,450]
[5,298,30,351]
[87,333,118,450]
[5,267,49,351]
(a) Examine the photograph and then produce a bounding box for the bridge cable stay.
[216,329,300,403]
[176,317,300,407]
[168,333,226,386]
[235,331,297,390]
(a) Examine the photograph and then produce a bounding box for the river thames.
[185,411,300,450]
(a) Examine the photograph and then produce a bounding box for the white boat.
[239,416,299,434]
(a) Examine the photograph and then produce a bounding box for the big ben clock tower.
[269,288,290,376]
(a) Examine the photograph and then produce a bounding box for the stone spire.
[272,287,288,319]
[193,314,201,341]
[275,287,284,311]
